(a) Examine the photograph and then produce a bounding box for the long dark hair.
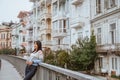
[33,40,42,52]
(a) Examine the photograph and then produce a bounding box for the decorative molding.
[91,8,120,23]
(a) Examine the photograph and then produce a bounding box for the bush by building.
[0,48,15,55]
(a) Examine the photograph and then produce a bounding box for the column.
[57,0,59,15]
[61,20,63,32]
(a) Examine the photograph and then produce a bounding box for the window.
[112,57,117,70]
[115,58,117,69]
[112,58,114,69]
[3,42,5,48]
[53,21,58,33]
[65,0,69,13]
[4,34,5,39]
[96,0,101,14]
[66,18,69,29]
[104,0,116,9]
[58,39,60,45]
[85,31,89,39]
[99,57,103,68]
[78,32,83,39]
[97,28,101,44]
[110,23,116,44]
[63,20,66,32]
[53,2,57,16]
[23,36,25,42]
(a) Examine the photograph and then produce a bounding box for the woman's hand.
[26,61,33,65]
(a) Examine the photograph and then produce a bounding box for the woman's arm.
[32,50,43,64]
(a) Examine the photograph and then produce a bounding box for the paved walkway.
[0,59,23,80]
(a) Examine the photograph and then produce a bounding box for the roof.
[17,11,30,18]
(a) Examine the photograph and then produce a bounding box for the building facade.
[0,25,12,49]
[38,0,52,49]
[91,0,120,76]
[29,0,52,50]
[70,0,91,46]
[51,0,71,50]
[28,0,91,51]
[17,11,32,53]
[11,23,22,55]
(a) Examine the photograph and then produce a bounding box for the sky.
[0,0,33,23]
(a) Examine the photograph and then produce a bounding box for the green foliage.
[43,48,56,65]
[69,31,97,71]
[44,49,70,68]
[20,46,26,54]
[43,31,97,71]
[111,75,120,79]
[0,48,15,55]
[56,50,69,68]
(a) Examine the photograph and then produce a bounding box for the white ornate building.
[10,0,120,76]
[70,0,91,45]
[30,0,52,50]
[11,23,22,55]
[0,24,12,49]
[28,0,91,51]
[51,0,71,50]
[91,0,120,76]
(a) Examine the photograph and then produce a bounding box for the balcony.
[39,25,51,34]
[71,0,84,5]
[70,17,84,29]
[52,0,57,3]
[21,42,27,47]
[46,0,51,5]
[46,28,51,34]
[11,33,18,38]
[29,0,35,2]
[58,12,66,19]
[27,37,33,42]
[38,12,51,20]
[53,44,69,50]
[52,28,67,38]
[19,30,23,33]
[26,24,33,30]
[42,40,52,48]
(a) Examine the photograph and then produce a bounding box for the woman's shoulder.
[37,50,42,54]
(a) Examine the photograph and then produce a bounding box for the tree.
[43,48,56,65]
[69,31,98,72]
[56,50,69,68]
[87,31,98,70]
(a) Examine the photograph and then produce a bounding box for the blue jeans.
[24,65,37,80]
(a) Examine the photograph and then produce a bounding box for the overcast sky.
[0,0,32,23]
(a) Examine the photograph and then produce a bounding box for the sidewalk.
[0,59,23,80]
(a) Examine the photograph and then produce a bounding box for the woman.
[24,40,43,80]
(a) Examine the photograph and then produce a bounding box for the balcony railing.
[52,0,57,3]
[26,24,33,30]
[96,44,120,55]
[27,37,33,42]
[70,17,85,29]
[71,0,84,5]
[39,25,52,34]
[42,40,52,47]
[53,44,69,50]
[29,0,35,2]
[38,11,51,19]
[52,28,67,38]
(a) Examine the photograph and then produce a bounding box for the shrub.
[43,48,56,65]
[56,50,70,68]
[69,31,97,71]
[0,48,15,55]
